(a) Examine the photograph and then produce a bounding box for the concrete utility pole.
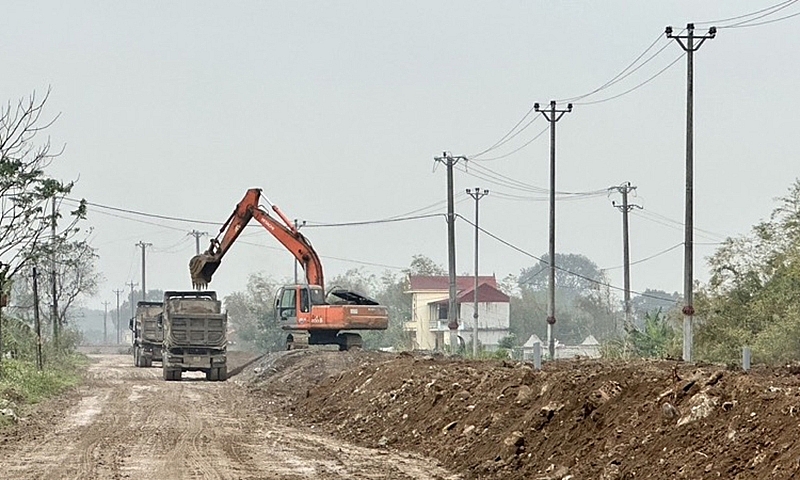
[610,182,641,330]
[135,241,152,302]
[434,151,467,352]
[188,230,208,255]
[51,197,59,346]
[113,289,124,345]
[534,101,572,361]
[125,281,138,344]
[466,187,488,358]
[32,267,43,370]
[102,300,111,345]
[666,23,716,362]
[293,219,307,283]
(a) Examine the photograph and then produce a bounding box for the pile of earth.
[249,350,800,479]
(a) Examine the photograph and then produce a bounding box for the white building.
[405,275,511,351]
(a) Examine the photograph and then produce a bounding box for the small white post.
[742,346,751,372]
[532,342,542,370]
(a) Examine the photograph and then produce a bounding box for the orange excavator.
[189,188,388,350]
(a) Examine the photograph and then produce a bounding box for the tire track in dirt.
[0,354,459,480]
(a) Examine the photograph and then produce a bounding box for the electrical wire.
[557,32,671,103]
[470,124,550,162]
[716,0,799,28]
[632,209,726,242]
[303,212,446,228]
[696,0,797,25]
[236,239,406,271]
[469,107,537,158]
[720,8,800,28]
[455,213,681,303]
[601,242,684,271]
[574,53,685,106]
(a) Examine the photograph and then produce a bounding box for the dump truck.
[130,301,164,368]
[189,188,388,351]
[160,290,227,381]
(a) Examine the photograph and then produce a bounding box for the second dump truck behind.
[131,301,164,368]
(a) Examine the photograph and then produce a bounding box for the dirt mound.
[272,352,800,479]
[244,349,385,408]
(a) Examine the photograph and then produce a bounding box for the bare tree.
[0,89,86,281]
[10,239,102,329]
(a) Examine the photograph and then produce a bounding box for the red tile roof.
[408,275,497,292]
[431,282,510,304]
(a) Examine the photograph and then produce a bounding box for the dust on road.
[0,354,458,480]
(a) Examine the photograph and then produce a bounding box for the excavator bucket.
[189,253,221,289]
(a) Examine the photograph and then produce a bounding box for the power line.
[303,212,445,228]
[720,8,800,28]
[64,196,451,232]
[715,0,799,28]
[696,0,797,25]
[469,108,538,158]
[470,124,550,162]
[602,242,684,271]
[455,214,679,303]
[557,33,671,103]
[574,52,686,106]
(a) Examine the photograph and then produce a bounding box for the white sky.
[2,1,798,310]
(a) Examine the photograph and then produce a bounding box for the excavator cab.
[275,285,326,323]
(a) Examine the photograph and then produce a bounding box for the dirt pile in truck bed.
[250,350,800,479]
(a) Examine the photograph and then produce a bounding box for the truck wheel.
[144,357,152,368]
[217,366,227,381]
[134,347,142,367]
[207,368,219,381]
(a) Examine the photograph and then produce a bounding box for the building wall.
[409,290,448,350]
[459,302,510,349]
[459,302,510,330]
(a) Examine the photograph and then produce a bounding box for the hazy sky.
[2,1,798,311]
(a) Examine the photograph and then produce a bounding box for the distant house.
[404,275,510,351]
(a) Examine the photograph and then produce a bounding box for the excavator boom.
[189,188,323,289]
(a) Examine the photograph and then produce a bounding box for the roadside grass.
[0,354,87,426]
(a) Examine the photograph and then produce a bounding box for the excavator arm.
[189,188,324,289]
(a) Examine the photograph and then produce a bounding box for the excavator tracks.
[285,332,363,351]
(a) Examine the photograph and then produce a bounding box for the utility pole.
[188,230,208,255]
[135,241,152,301]
[113,288,124,345]
[534,100,572,361]
[610,182,641,331]
[0,262,8,366]
[51,197,59,346]
[32,267,43,370]
[125,281,138,344]
[102,300,111,345]
[434,151,467,352]
[293,219,307,283]
[466,187,488,358]
[666,23,716,362]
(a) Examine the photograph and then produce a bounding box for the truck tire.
[163,366,180,381]
[217,366,227,381]
[134,347,142,367]
[206,368,218,381]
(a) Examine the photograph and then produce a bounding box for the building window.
[438,304,448,320]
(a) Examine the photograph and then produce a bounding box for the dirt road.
[0,355,458,480]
